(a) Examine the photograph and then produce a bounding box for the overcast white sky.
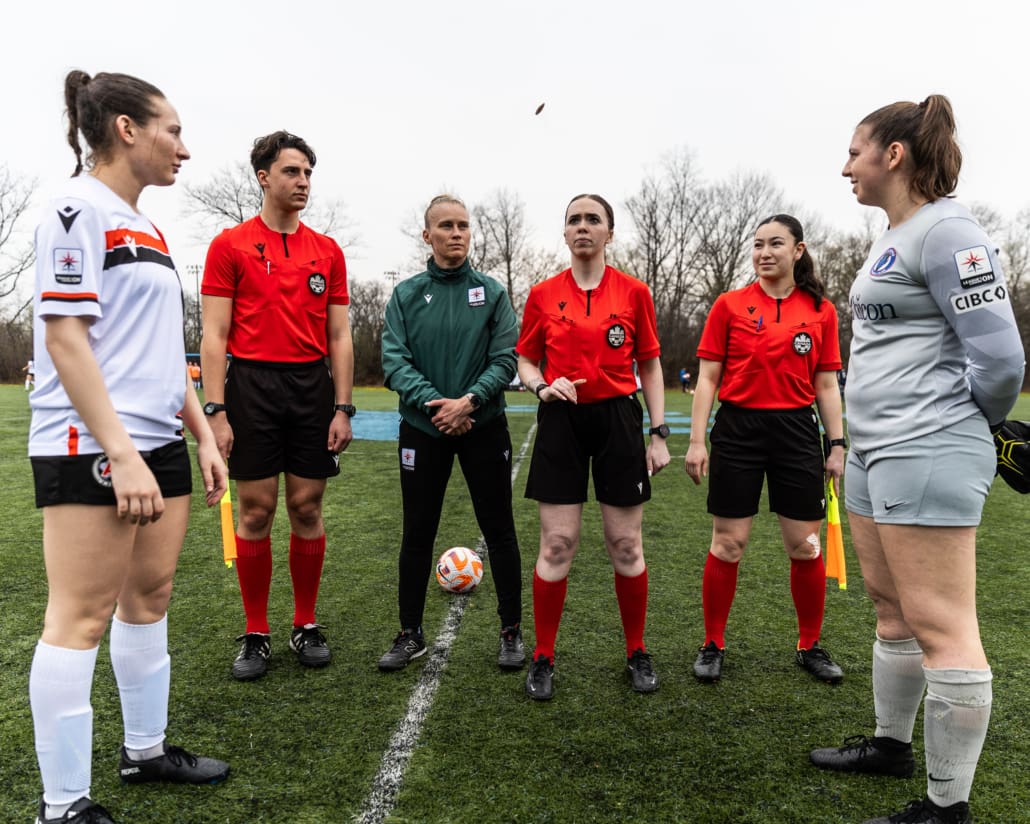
[3,0,1027,299]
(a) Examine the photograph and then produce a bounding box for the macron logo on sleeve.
[57,206,82,232]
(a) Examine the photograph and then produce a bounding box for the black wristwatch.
[827,437,847,449]
[649,424,671,439]
[203,402,226,416]
[335,403,357,417]
[466,393,483,410]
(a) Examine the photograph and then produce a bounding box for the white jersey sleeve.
[921,217,1024,426]
[35,194,104,320]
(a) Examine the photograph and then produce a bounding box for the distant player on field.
[685,214,846,686]
[201,131,354,681]
[378,194,524,673]
[809,95,1024,824]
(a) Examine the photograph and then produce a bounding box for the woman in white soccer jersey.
[27,71,230,824]
[809,95,1024,824]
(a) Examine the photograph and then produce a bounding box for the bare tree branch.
[181,162,359,249]
[0,164,37,301]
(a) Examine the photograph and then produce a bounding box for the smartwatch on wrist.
[203,402,226,416]
[534,382,549,399]
[649,424,671,439]
[465,393,483,410]
[823,435,847,456]
[335,403,357,417]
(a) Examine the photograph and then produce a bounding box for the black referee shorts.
[31,438,192,508]
[225,358,340,481]
[707,403,824,521]
[525,394,650,507]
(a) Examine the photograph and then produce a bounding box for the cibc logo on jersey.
[950,284,1009,315]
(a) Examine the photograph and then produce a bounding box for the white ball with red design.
[435,547,484,593]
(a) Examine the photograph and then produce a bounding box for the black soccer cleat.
[231,632,271,681]
[626,648,659,693]
[119,743,230,784]
[525,653,554,701]
[498,625,526,671]
[861,797,973,824]
[693,640,725,682]
[809,734,915,778]
[378,628,427,672]
[36,796,117,824]
[290,624,331,668]
[796,642,845,684]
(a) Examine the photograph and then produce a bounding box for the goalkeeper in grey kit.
[809,95,1024,824]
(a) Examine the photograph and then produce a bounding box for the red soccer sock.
[702,553,739,649]
[235,535,272,634]
[791,555,826,649]
[614,567,649,656]
[531,569,568,663]
[289,533,326,628]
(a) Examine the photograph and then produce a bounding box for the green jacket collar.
[426,256,473,282]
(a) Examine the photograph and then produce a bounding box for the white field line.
[354,421,537,824]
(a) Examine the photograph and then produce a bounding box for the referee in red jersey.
[517,194,670,701]
[201,131,354,681]
[684,214,846,685]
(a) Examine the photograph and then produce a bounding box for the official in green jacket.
[378,194,525,672]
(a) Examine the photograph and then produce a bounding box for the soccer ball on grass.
[435,547,484,593]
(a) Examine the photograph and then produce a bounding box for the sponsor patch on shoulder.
[54,248,83,283]
[954,245,995,288]
[949,284,1009,314]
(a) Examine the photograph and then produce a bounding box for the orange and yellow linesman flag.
[824,480,847,590]
[220,485,237,568]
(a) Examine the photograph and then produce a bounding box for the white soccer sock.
[30,641,98,806]
[872,635,925,742]
[110,614,169,753]
[924,666,992,808]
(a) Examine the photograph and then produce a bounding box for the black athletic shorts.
[31,438,192,508]
[225,358,340,481]
[525,394,651,507]
[707,402,825,521]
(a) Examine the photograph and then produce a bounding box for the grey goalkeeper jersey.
[845,199,1024,452]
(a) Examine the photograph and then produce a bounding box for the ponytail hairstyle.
[756,214,825,310]
[63,70,164,176]
[858,94,961,202]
